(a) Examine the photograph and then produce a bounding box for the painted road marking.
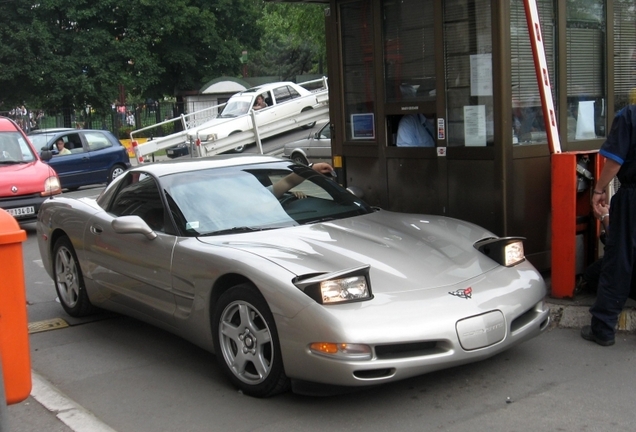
[31,371,118,432]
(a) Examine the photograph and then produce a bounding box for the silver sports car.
[37,155,549,397]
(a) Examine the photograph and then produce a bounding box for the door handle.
[90,224,103,235]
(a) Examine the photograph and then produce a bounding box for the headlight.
[321,276,369,303]
[474,237,526,267]
[42,176,62,196]
[203,133,217,142]
[293,265,373,305]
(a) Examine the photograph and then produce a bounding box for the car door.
[47,132,91,188]
[83,172,177,324]
[307,123,332,159]
[82,131,117,184]
[252,90,277,129]
[272,85,304,121]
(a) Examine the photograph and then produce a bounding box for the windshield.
[27,134,53,149]
[218,95,253,118]
[161,162,373,236]
[0,131,37,162]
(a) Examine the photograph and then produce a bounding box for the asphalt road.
[6,141,636,431]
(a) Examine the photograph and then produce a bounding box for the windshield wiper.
[0,160,26,165]
[203,226,274,236]
[306,217,337,224]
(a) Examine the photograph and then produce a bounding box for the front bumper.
[0,193,48,223]
[276,263,550,388]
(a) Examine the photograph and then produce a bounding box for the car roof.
[132,155,288,178]
[240,82,297,94]
[0,116,22,132]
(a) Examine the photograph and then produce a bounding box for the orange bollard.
[0,209,31,404]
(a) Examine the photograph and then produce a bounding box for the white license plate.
[167,150,174,155]
[7,206,35,217]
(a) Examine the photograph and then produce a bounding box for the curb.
[546,301,636,332]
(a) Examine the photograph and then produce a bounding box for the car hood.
[198,211,501,293]
[0,161,52,197]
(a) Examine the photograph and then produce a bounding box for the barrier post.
[0,209,31,412]
[551,151,602,297]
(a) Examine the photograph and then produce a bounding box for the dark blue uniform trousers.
[590,187,636,340]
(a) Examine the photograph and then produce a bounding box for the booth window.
[443,0,494,147]
[566,1,606,141]
[510,0,555,145]
[614,1,636,112]
[340,1,376,142]
[382,0,436,147]
[382,0,435,103]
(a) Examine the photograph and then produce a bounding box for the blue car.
[28,129,131,190]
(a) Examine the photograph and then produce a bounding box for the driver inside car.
[270,162,334,199]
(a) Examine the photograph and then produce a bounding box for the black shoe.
[581,325,615,346]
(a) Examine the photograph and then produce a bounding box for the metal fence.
[2,102,182,139]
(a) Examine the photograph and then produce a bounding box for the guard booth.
[282,0,636,277]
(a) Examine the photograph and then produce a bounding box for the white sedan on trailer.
[190,82,322,152]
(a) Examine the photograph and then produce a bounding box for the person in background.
[253,95,268,111]
[55,139,71,155]
[396,113,435,147]
[581,104,636,346]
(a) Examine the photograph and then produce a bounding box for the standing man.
[581,105,636,346]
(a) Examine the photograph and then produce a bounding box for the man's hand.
[311,162,334,175]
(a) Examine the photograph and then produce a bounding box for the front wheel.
[53,236,95,317]
[212,283,290,397]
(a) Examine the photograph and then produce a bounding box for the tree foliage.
[0,0,262,112]
[247,3,326,80]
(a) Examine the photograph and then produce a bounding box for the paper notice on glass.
[464,105,487,147]
[575,100,596,140]
[470,54,493,97]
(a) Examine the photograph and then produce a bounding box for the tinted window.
[108,173,166,232]
[273,86,292,104]
[85,132,113,151]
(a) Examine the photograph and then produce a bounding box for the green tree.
[247,3,326,80]
[0,0,262,118]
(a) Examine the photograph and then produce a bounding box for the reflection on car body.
[37,155,549,398]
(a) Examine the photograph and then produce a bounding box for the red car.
[0,116,61,223]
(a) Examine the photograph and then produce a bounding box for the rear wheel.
[53,236,95,317]
[212,283,290,397]
[300,107,316,129]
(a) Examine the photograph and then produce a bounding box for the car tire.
[229,131,246,153]
[300,107,316,129]
[53,236,95,317]
[108,164,126,183]
[291,152,309,166]
[212,283,290,397]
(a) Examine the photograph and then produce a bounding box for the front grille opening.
[375,341,440,360]
[510,306,539,333]
[353,368,395,379]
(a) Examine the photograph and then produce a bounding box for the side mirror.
[112,215,157,240]
[40,150,53,161]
